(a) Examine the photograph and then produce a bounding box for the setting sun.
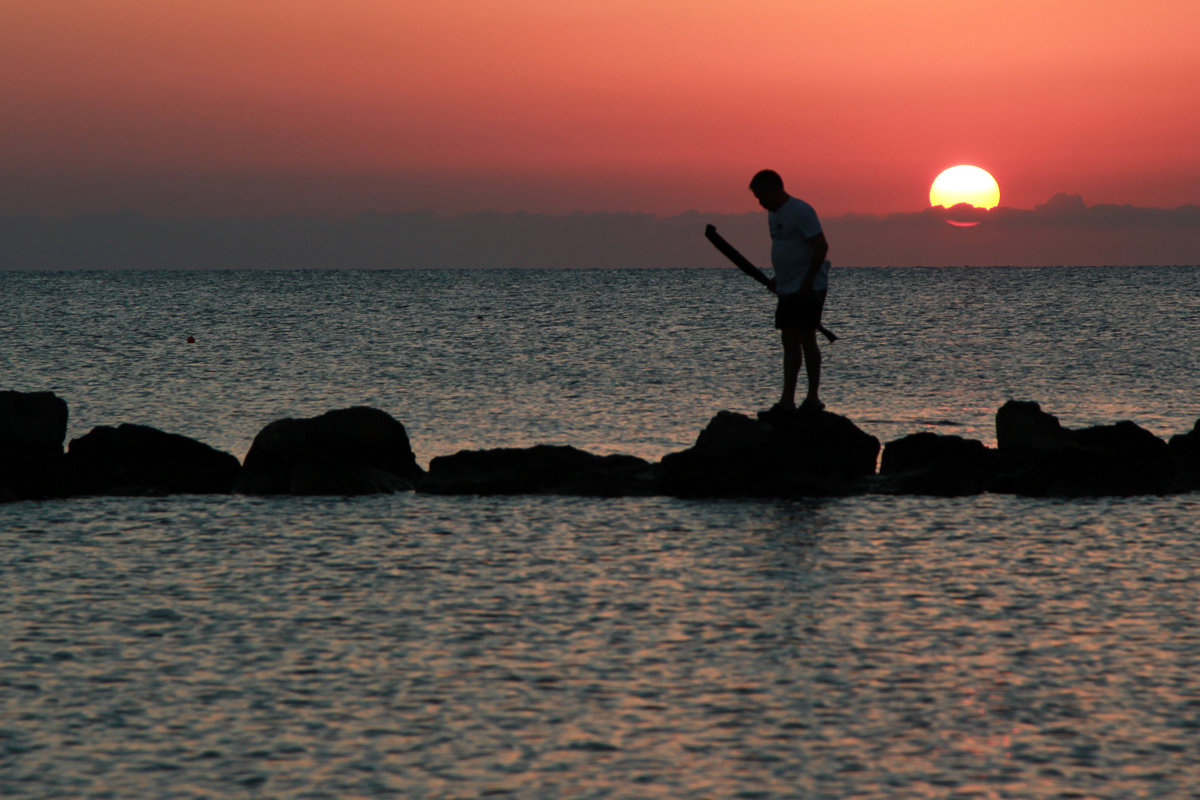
[930,165,1000,226]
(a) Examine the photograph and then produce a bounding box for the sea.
[2,266,1200,799]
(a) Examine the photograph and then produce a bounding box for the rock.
[1065,420,1184,495]
[992,402,1184,496]
[236,406,423,495]
[288,461,413,496]
[877,432,997,496]
[1075,420,1174,464]
[995,400,1075,451]
[1168,419,1200,489]
[0,390,69,500]
[0,390,68,449]
[419,444,654,496]
[65,424,241,496]
[657,409,879,497]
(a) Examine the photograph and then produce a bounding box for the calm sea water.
[3,267,1200,798]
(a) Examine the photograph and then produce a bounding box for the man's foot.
[759,401,796,419]
[798,397,825,414]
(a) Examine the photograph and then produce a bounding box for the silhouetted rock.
[236,406,423,495]
[1168,419,1200,489]
[991,402,1184,496]
[65,424,241,496]
[878,432,998,496]
[288,461,412,496]
[0,390,68,449]
[995,400,1075,451]
[0,390,69,501]
[419,444,654,496]
[657,409,879,497]
[1168,419,1200,457]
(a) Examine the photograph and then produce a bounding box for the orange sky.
[3,0,1198,217]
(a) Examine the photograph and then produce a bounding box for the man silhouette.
[749,169,830,414]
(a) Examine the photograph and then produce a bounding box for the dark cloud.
[825,195,1200,266]
[2,196,1197,269]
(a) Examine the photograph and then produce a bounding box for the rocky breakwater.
[413,408,880,498]
[6,389,1200,502]
[0,392,423,499]
[878,400,1200,497]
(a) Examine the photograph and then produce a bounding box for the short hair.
[749,169,784,192]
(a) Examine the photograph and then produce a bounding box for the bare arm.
[799,231,829,292]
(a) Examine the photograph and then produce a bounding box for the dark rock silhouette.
[0,391,69,501]
[419,444,654,496]
[285,460,413,496]
[236,406,423,495]
[878,432,998,496]
[995,399,1076,451]
[1168,420,1200,490]
[657,409,880,497]
[991,400,1184,496]
[65,423,241,496]
[0,391,68,449]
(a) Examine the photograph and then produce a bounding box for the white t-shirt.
[768,196,830,294]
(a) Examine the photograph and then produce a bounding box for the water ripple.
[3,493,1200,797]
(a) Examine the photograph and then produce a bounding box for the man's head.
[749,169,789,211]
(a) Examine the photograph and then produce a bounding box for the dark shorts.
[775,290,826,330]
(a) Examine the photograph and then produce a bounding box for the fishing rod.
[704,224,837,343]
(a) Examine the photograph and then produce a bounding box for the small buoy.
[186,336,195,344]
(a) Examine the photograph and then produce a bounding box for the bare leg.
[780,327,802,407]
[799,327,822,408]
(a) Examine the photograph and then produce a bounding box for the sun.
[929,165,1000,226]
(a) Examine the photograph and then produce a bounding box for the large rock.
[657,409,879,497]
[991,401,1185,496]
[878,432,998,496]
[65,424,241,496]
[995,399,1076,452]
[419,444,654,496]
[236,406,423,495]
[0,390,69,500]
[0,390,68,449]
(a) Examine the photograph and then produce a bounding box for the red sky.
[3,0,1199,218]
